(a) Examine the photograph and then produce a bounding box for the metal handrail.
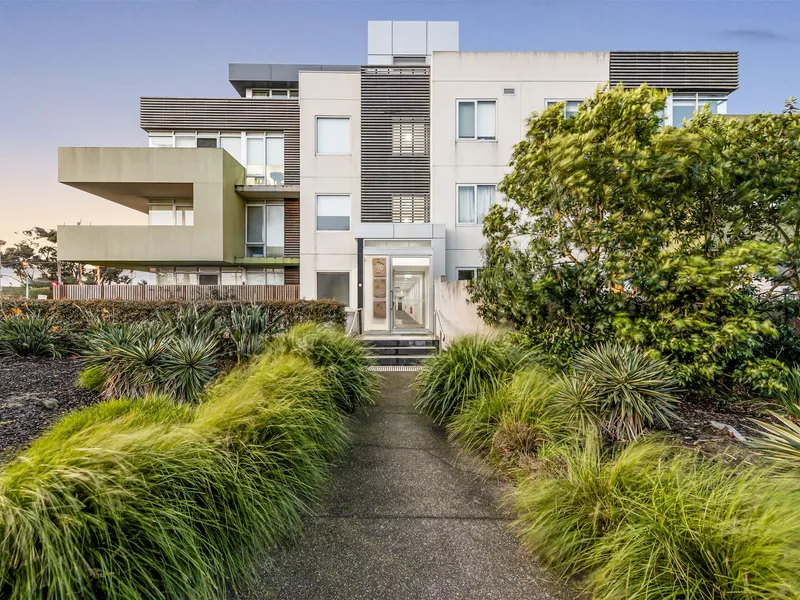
[433,309,446,350]
[347,307,364,337]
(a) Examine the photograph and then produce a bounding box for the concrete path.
[237,373,575,600]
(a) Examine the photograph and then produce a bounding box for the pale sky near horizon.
[1,0,799,245]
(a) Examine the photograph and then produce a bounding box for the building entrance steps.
[234,373,576,600]
[360,334,439,367]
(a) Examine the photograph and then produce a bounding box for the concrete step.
[372,355,429,366]
[361,337,438,349]
[371,346,437,356]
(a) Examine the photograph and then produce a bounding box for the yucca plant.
[550,373,602,435]
[775,368,800,418]
[160,303,221,339]
[0,311,71,357]
[161,336,220,403]
[270,323,377,413]
[414,335,535,426]
[227,304,285,362]
[572,342,679,441]
[748,414,800,464]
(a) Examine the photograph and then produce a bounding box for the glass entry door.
[363,254,430,333]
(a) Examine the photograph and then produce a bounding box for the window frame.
[315,194,352,232]
[148,199,194,227]
[456,268,480,282]
[545,99,584,119]
[456,183,497,226]
[668,92,728,127]
[245,200,285,258]
[456,99,497,141]
[315,116,352,156]
[316,271,351,307]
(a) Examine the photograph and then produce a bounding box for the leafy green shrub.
[227,304,285,362]
[414,335,534,426]
[749,414,800,464]
[0,349,356,599]
[0,298,345,330]
[512,440,800,598]
[447,365,561,458]
[572,343,679,441]
[270,323,377,412]
[0,311,72,357]
[75,365,107,391]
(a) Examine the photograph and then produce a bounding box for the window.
[245,133,284,185]
[457,100,496,140]
[317,272,350,306]
[457,268,480,281]
[546,99,582,118]
[670,93,728,127]
[316,195,351,231]
[246,269,284,285]
[392,120,429,156]
[316,117,351,154]
[197,138,217,148]
[252,89,298,98]
[221,270,243,285]
[457,184,495,225]
[246,201,284,257]
[393,56,427,65]
[220,134,243,165]
[149,134,175,148]
[148,200,193,226]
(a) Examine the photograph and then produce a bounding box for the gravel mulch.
[0,356,100,460]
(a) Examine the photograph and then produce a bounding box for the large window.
[457,184,495,225]
[246,201,285,257]
[670,93,728,127]
[546,99,582,118]
[148,200,193,226]
[245,269,284,285]
[148,132,218,148]
[246,133,284,185]
[457,100,496,140]
[251,89,298,98]
[317,272,350,306]
[316,195,351,231]
[457,268,482,281]
[392,119,429,155]
[316,117,351,155]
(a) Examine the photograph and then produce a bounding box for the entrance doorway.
[364,254,430,333]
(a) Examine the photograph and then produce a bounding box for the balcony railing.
[55,284,300,302]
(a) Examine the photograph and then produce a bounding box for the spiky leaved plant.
[161,335,220,403]
[749,414,800,464]
[572,343,679,441]
[0,311,72,357]
[227,304,285,362]
[775,368,800,418]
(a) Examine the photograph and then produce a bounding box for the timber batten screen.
[361,66,431,223]
[140,97,300,185]
[609,51,739,91]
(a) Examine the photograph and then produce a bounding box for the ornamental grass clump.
[0,347,356,600]
[414,335,535,426]
[749,414,800,464]
[447,365,562,459]
[270,323,378,412]
[511,439,800,599]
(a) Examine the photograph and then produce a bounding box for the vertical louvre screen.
[361,66,431,223]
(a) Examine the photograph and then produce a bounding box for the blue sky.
[1,0,799,243]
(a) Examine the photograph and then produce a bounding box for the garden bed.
[0,356,99,458]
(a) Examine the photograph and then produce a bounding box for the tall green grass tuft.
[414,335,534,426]
[447,365,562,460]
[270,323,378,412]
[512,439,800,598]
[0,346,358,600]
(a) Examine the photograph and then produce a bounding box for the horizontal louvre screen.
[361,67,431,223]
[609,52,739,91]
[140,97,300,185]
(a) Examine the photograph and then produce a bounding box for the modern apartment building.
[58,20,739,333]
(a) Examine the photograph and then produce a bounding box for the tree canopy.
[471,85,800,394]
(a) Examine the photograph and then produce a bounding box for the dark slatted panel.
[284,266,299,285]
[284,200,300,258]
[361,67,431,223]
[140,97,300,185]
[609,52,739,91]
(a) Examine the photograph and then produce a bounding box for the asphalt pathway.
[237,372,576,600]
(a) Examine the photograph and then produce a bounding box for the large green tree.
[471,85,800,393]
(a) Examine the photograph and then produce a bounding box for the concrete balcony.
[57,147,246,267]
